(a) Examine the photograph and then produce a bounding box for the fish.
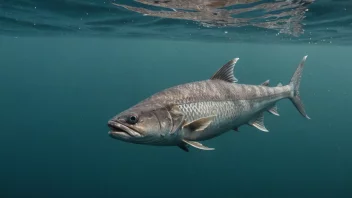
[108,55,310,152]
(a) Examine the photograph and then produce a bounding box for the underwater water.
[1,1,352,198]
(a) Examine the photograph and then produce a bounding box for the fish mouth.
[107,120,142,138]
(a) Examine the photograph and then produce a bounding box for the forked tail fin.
[289,55,310,119]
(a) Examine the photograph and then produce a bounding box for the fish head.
[108,103,179,145]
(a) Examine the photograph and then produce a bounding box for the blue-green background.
[0,37,351,198]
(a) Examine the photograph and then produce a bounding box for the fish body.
[108,56,310,152]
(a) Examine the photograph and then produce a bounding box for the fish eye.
[128,115,138,124]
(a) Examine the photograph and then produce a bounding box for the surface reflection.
[113,0,314,36]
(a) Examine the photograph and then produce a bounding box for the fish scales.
[108,56,310,151]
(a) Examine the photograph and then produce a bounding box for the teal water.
[0,36,351,197]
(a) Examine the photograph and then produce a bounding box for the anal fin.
[182,139,215,151]
[248,112,269,132]
[268,105,279,116]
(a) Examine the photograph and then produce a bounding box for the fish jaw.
[107,120,144,143]
[107,104,186,146]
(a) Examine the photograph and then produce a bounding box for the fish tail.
[288,55,310,119]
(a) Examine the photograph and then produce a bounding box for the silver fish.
[108,56,310,152]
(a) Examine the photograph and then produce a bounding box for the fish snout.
[107,120,118,129]
[107,119,142,138]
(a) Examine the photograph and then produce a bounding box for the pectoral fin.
[182,115,215,132]
[182,139,215,151]
[249,112,269,132]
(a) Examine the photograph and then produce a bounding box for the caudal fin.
[289,55,310,119]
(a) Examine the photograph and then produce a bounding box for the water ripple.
[1,0,352,45]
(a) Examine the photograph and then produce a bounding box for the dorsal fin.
[261,80,270,86]
[210,58,239,83]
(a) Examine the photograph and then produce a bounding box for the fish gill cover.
[0,0,351,44]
